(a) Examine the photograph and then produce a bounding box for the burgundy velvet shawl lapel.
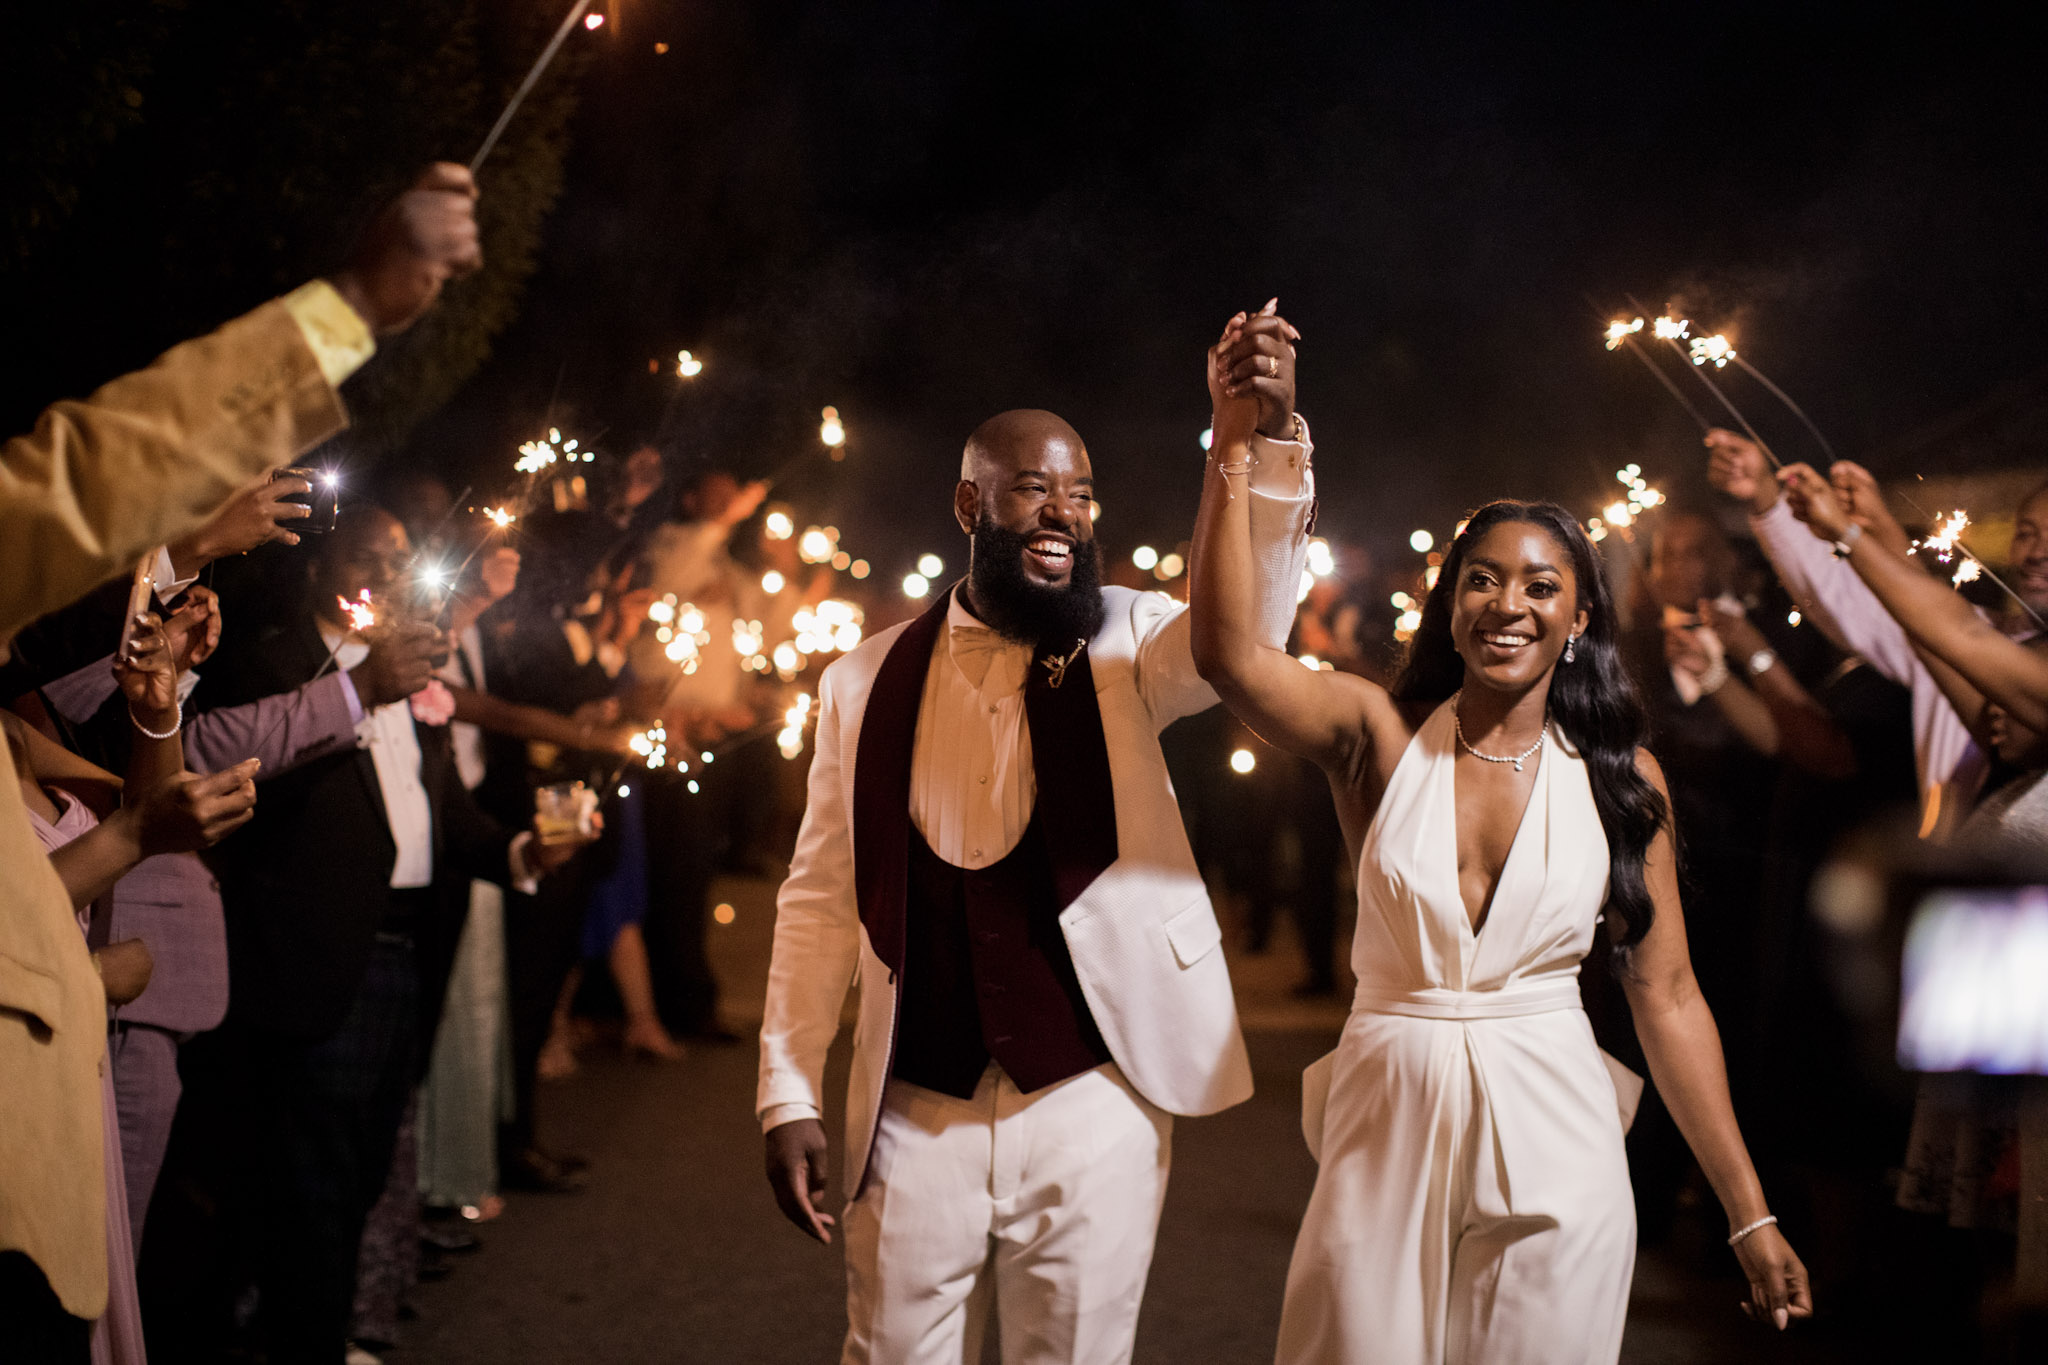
[851,589,1119,977]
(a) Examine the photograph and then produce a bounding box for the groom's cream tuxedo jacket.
[758,433,1314,1195]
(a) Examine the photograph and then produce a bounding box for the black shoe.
[500,1146,587,1193]
[420,1220,481,1254]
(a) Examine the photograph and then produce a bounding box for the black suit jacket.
[197,618,513,1041]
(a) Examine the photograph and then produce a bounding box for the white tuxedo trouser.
[842,1062,1172,1365]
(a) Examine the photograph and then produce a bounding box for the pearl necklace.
[1452,693,1546,773]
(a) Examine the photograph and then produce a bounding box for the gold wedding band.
[1266,355,1281,377]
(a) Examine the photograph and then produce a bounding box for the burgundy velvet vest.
[852,588,1119,1099]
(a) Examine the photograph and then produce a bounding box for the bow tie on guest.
[948,621,1031,692]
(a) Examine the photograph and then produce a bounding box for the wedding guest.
[167,506,584,1362]
[8,606,259,1363]
[0,162,480,1348]
[1709,429,2048,836]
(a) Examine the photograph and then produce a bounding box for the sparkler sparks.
[1653,315,1690,341]
[628,721,669,769]
[675,349,703,378]
[337,590,376,633]
[1914,510,1972,564]
[819,406,846,450]
[1953,558,1984,587]
[1689,333,1736,368]
[1604,317,1644,350]
[482,506,516,529]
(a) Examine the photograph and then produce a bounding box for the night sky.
[393,3,2048,573]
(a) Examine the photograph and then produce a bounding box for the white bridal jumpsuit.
[1276,703,1636,1365]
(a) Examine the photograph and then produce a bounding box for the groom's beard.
[967,517,1106,646]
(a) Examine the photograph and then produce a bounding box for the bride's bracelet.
[1727,1214,1777,1247]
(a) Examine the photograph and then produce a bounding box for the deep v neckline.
[1448,726,1547,940]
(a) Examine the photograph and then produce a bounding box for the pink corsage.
[409,679,456,726]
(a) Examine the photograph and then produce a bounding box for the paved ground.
[397,869,1875,1363]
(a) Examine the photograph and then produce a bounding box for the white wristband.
[1727,1214,1778,1246]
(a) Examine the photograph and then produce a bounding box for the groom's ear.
[953,480,979,537]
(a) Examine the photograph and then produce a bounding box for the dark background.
[8,1,2047,581]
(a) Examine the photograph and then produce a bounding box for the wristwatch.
[1830,522,1864,560]
[1744,647,1777,678]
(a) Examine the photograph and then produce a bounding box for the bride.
[1188,305,1811,1363]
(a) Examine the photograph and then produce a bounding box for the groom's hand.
[765,1118,836,1244]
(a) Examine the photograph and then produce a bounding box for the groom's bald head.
[960,409,1088,484]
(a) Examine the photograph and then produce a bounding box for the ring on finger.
[1266,355,1281,377]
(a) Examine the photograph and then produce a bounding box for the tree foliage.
[0,0,584,455]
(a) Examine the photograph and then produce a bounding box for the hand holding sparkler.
[347,619,444,709]
[122,760,263,857]
[1777,464,1854,543]
[1826,461,1912,558]
[330,164,483,336]
[1704,429,1779,516]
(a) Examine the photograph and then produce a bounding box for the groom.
[759,357,1312,1362]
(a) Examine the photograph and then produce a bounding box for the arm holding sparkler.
[1191,306,1406,789]
[1710,430,1925,687]
[1782,464,2048,733]
[7,623,259,912]
[0,165,479,641]
[443,684,637,756]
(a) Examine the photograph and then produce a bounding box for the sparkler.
[1689,333,1735,369]
[1590,302,1711,431]
[1727,353,1837,463]
[1631,301,1783,469]
[337,589,377,633]
[470,0,601,175]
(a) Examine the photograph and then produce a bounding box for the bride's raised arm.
[1189,306,1403,787]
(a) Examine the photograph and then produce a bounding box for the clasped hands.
[1208,298,1302,452]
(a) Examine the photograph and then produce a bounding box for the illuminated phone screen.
[1897,886,2048,1075]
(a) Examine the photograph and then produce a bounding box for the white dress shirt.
[439,623,489,793]
[910,593,1039,869]
[324,623,435,888]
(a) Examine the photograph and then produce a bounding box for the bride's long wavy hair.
[1391,500,1669,947]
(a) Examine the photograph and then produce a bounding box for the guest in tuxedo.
[0,163,480,1350]
[758,368,1314,1362]
[167,505,584,1363]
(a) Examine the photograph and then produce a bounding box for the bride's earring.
[1564,634,1577,664]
